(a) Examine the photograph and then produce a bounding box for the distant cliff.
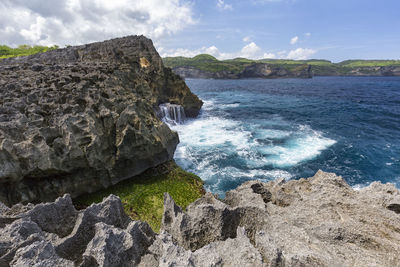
[0,35,202,205]
[165,55,312,79]
[163,54,400,78]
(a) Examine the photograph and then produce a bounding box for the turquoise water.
[169,77,400,196]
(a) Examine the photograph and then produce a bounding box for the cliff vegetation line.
[0,44,59,59]
[163,54,400,78]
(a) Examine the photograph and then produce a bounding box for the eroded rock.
[1,171,400,266]
[0,35,203,206]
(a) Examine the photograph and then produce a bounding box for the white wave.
[218,166,293,181]
[259,127,336,168]
[201,100,217,111]
[254,129,292,139]
[171,116,253,150]
[220,103,240,109]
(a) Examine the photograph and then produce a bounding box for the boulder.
[0,35,202,205]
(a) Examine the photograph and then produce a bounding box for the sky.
[0,0,399,62]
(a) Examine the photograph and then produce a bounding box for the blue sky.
[159,0,400,61]
[1,0,399,61]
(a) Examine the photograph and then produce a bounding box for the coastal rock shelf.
[1,171,399,266]
[0,35,203,205]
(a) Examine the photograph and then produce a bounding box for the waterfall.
[159,103,186,125]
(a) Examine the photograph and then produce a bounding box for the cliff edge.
[0,35,202,205]
[0,171,399,266]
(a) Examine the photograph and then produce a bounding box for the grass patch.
[0,44,59,59]
[73,161,205,232]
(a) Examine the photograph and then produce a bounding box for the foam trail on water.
[258,126,336,168]
[169,99,337,196]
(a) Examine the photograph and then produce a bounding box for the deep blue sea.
[169,77,400,196]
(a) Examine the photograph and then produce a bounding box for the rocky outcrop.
[239,63,312,79]
[0,194,155,266]
[0,35,203,205]
[172,63,312,79]
[345,66,400,76]
[1,171,399,266]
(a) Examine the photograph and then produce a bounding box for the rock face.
[0,194,156,266]
[0,35,203,205]
[239,63,312,79]
[345,66,400,76]
[172,63,312,79]
[1,171,399,266]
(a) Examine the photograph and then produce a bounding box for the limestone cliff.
[171,63,312,79]
[0,35,203,205]
[0,171,399,266]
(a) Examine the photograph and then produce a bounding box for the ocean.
[167,76,400,196]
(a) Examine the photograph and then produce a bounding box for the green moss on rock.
[73,161,205,232]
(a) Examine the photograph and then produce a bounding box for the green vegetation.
[0,44,59,59]
[74,161,205,232]
[163,55,325,74]
[163,54,400,76]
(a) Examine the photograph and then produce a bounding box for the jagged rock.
[0,219,44,265]
[161,192,240,251]
[0,194,155,266]
[24,194,78,237]
[54,195,131,262]
[140,228,262,267]
[251,170,400,266]
[0,35,202,206]
[1,171,400,266]
[10,240,74,267]
[82,221,153,266]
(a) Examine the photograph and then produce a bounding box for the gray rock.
[161,192,240,251]
[0,219,44,265]
[0,35,202,206]
[82,221,155,266]
[1,170,400,266]
[10,240,74,267]
[140,228,262,267]
[54,194,131,262]
[24,194,77,237]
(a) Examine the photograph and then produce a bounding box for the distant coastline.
[163,54,400,79]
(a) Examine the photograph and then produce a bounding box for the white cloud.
[240,42,262,58]
[243,36,251,42]
[216,0,233,10]
[161,45,316,61]
[0,0,195,46]
[263,52,276,59]
[290,36,299,45]
[161,42,276,60]
[286,48,316,60]
[305,32,311,37]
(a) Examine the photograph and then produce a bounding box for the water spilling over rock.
[159,103,187,125]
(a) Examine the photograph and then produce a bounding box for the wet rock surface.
[1,170,399,266]
[0,35,202,205]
